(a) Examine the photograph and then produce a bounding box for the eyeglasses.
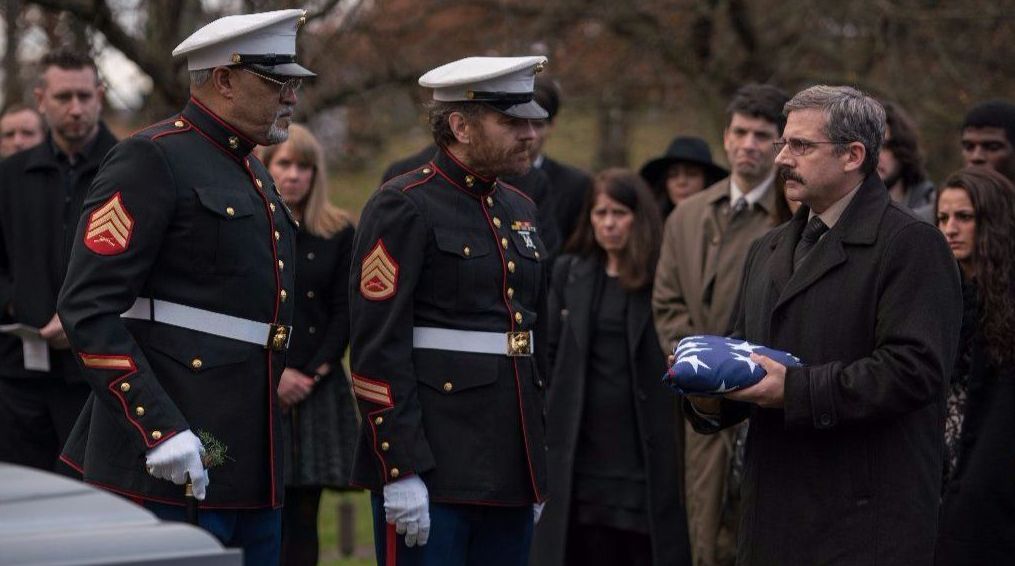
[241,67,303,96]
[773,138,843,156]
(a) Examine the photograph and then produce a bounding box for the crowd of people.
[0,7,1013,566]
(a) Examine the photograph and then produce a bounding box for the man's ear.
[449,112,472,145]
[842,141,866,173]
[210,67,237,100]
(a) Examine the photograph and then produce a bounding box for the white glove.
[145,429,209,500]
[383,475,430,547]
[533,501,545,524]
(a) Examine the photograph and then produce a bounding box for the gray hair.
[784,85,886,175]
[190,69,212,88]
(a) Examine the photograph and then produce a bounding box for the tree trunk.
[595,88,629,169]
[3,0,23,108]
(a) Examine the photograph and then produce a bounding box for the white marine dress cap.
[419,56,549,119]
[172,8,315,77]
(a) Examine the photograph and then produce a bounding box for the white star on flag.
[731,352,759,374]
[677,354,710,374]
[727,340,762,354]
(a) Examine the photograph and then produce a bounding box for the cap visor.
[489,100,548,120]
[249,62,316,77]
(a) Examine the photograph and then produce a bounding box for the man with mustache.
[685,85,962,565]
[0,49,117,475]
[55,10,313,563]
[350,56,550,566]
[653,83,789,566]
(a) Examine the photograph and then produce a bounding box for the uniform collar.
[182,96,258,161]
[433,146,497,196]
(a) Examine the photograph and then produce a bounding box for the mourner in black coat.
[686,87,962,566]
[263,124,360,566]
[932,168,1015,566]
[531,169,690,566]
[0,50,117,472]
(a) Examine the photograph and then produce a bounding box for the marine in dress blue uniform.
[56,9,314,564]
[350,56,551,566]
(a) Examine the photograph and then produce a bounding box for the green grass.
[318,489,376,566]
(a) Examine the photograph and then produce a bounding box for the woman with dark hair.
[530,168,691,566]
[639,136,728,217]
[261,124,360,566]
[934,166,1015,566]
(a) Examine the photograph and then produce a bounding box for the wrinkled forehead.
[961,126,1010,144]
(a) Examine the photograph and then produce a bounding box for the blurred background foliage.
[3,0,1011,214]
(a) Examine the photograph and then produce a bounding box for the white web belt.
[121,297,291,351]
[412,326,534,357]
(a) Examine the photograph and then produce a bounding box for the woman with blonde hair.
[262,124,358,566]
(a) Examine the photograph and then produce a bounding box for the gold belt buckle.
[507,331,532,357]
[267,323,292,352]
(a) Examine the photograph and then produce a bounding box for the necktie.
[793,216,829,271]
[730,197,748,218]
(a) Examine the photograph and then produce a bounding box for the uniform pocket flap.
[193,186,255,219]
[414,348,499,394]
[147,323,255,371]
[509,230,545,260]
[433,227,490,259]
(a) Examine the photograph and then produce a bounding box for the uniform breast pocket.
[432,227,498,311]
[508,230,546,301]
[192,186,257,276]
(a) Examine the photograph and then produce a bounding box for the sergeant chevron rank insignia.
[84,192,134,256]
[360,239,398,301]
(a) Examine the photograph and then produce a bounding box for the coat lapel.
[773,175,888,310]
[565,256,599,355]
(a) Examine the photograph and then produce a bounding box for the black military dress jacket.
[349,147,549,505]
[0,125,118,380]
[58,98,297,509]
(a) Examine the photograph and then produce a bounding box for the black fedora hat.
[639,136,728,189]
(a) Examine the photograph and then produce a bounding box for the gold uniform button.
[422,167,432,175]
[226,206,235,216]
[374,416,384,426]
[280,290,288,302]
[135,406,145,417]
[228,136,239,149]
[390,468,400,478]
[256,179,263,189]
[463,246,471,257]
[515,312,523,323]
[307,252,315,260]
[381,441,390,451]
[493,217,502,228]
[443,382,453,392]
[465,175,475,188]
[535,251,540,259]
[274,230,281,241]
[174,120,185,128]
[486,196,494,208]
[120,382,131,392]
[308,326,317,334]
[508,261,516,273]
[278,259,284,270]
[507,287,515,299]
[501,237,508,250]
[151,430,163,441]
[270,203,276,212]
[307,290,315,299]
[191,358,203,370]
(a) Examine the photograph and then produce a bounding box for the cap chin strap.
[465,90,534,104]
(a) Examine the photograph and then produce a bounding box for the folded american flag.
[663,335,803,396]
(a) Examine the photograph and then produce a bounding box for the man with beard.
[55,10,312,562]
[0,49,117,474]
[878,102,935,223]
[0,104,45,158]
[653,83,788,566]
[685,85,961,565]
[350,56,550,566]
